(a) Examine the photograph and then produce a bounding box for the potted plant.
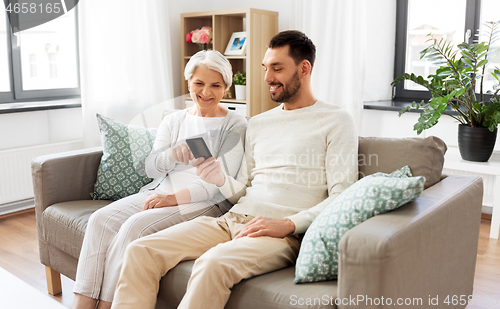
[233,71,246,101]
[392,21,500,162]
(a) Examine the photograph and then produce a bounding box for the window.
[0,2,80,104]
[394,0,500,101]
[480,0,500,93]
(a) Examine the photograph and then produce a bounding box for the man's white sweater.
[219,100,358,234]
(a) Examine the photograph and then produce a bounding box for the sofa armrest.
[31,147,103,214]
[337,175,483,308]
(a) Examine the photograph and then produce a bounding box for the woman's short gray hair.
[184,50,233,90]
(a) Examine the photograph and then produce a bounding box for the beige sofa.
[32,136,483,309]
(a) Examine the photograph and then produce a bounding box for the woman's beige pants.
[74,192,222,302]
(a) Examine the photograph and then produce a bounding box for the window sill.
[363,100,415,112]
[0,98,81,114]
[363,99,457,115]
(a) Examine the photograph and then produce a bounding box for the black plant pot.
[458,125,498,162]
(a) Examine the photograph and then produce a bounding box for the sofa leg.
[45,266,62,295]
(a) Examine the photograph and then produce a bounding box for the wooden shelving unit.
[180,8,279,117]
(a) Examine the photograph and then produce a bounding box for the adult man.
[111,30,358,309]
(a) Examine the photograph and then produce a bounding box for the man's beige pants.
[111,212,301,309]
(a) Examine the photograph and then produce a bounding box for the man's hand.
[234,216,296,239]
[171,143,194,165]
[142,193,177,211]
[192,157,225,187]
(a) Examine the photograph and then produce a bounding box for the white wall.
[362,0,396,103]
[0,108,83,151]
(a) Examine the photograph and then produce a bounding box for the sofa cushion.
[91,114,158,201]
[41,200,112,258]
[158,261,339,309]
[294,166,425,284]
[358,136,447,189]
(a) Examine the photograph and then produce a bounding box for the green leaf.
[398,106,411,117]
[429,98,439,109]
[460,50,475,60]
[462,57,474,67]
[491,72,500,83]
[392,73,429,89]
[473,42,489,54]
[412,100,424,108]
[456,88,467,98]
[477,59,489,68]
[391,75,405,85]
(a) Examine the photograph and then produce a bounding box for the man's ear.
[300,60,312,78]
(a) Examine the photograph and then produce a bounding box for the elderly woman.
[72,50,247,309]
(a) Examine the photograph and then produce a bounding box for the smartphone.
[185,137,213,159]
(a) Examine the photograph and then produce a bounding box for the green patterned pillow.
[91,114,157,201]
[294,166,425,283]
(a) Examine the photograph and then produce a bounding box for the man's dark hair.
[268,30,316,70]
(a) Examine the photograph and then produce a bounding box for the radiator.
[0,140,85,215]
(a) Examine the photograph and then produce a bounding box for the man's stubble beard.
[270,71,301,103]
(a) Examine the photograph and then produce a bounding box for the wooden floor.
[0,209,499,308]
[0,209,76,308]
[469,215,500,309]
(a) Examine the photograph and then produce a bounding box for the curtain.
[79,0,175,147]
[292,0,366,131]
